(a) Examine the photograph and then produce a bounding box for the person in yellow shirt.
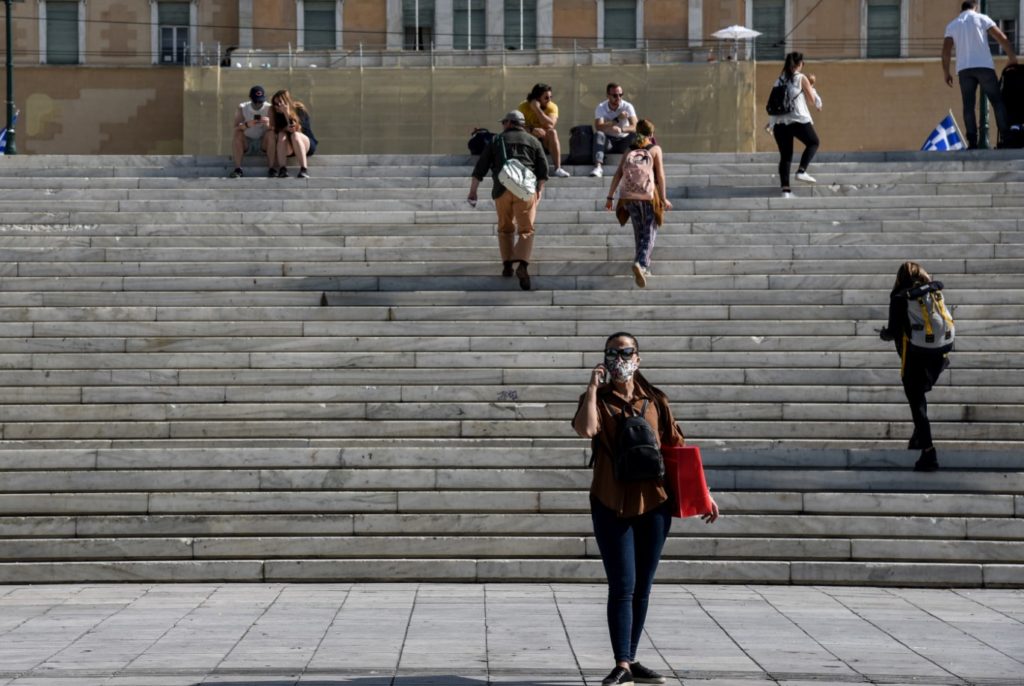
[518,84,571,177]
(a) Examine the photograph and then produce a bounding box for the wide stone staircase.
[0,152,1021,586]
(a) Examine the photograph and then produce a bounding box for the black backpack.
[592,398,664,483]
[565,125,595,165]
[468,128,495,155]
[765,79,793,116]
[999,64,1024,148]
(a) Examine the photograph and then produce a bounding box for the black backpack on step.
[565,125,595,165]
[999,64,1024,149]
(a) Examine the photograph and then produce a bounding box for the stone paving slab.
[0,584,1020,685]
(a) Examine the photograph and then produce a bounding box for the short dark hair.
[606,82,621,95]
[962,1,977,10]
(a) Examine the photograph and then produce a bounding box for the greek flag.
[921,113,965,151]
[0,111,17,155]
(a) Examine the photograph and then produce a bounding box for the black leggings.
[902,345,951,450]
[773,122,820,189]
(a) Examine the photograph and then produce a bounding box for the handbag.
[497,136,537,201]
[661,445,713,518]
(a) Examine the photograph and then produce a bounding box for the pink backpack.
[621,148,655,199]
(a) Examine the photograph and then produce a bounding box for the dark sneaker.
[229,168,243,178]
[297,167,309,179]
[914,447,938,472]
[268,168,278,178]
[277,167,288,178]
[501,261,514,277]
[629,662,666,684]
[515,261,531,291]
[602,665,634,685]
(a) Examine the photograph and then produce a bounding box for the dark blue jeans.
[590,497,672,662]
[959,67,1009,148]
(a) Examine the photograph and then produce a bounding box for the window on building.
[604,0,637,49]
[752,0,785,60]
[159,2,190,64]
[866,0,900,58]
[504,0,537,50]
[403,0,435,50]
[305,0,337,50]
[46,2,79,65]
[453,0,486,49]
[986,0,1019,55]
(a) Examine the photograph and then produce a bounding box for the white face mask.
[606,356,639,382]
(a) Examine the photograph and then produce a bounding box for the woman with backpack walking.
[767,52,822,198]
[604,120,671,288]
[573,332,719,686]
[878,262,955,472]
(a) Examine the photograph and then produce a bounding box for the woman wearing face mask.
[572,332,719,686]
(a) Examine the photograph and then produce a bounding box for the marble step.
[0,535,1021,564]
[0,558,1017,585]
[1,462,1022,492]
[0,485,1016,516]
[0,445,1021,472]
[0,399,1020,425]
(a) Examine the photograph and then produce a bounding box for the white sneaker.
[632,262,647,288]
[553,168,571,178]
[795,171,816,183]
[781,191,793,199]
[589,166,603,178]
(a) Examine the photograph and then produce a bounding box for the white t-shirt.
[594,99,637,138]
[945,10,997,72]
[769,73,813,126]
[240,101,271,139]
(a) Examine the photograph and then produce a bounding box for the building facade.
[3,1,1021,66]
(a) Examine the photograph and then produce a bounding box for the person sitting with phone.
[229,85,275,178]
[269,89,317,179]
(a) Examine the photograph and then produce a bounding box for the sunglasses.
[604,347,637,360]
[609,92,624,98]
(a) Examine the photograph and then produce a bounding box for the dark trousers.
[590,497,672,663]
[773,122,820,188]
[901,345,951,450]
[959,67,1009,148]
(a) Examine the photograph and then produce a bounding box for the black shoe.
[629,662,666,684]
[268,168,278,178]
[501,261,514,277]
[297,167,309,179]
[229,168,243,178]
[908,431,921,451]
[602,666,634,686]
[914,447,939,472]
[515,261,531,291]
[277,167,288,178]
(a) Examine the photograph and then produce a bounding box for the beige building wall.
[553,0,598,49]
[645,0,688,45]
[345,0,388,50]
[12,67,183,154]
[252,0,297,50]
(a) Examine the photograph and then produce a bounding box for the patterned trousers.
[626,200,657,268]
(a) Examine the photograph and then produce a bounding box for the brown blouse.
[574,385,684,518]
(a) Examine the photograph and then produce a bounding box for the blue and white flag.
[0,127,7,155]
[921,113,965,151]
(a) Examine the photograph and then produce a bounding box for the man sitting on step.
[229,85,275,178]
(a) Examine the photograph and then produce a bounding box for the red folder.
[662,445,713,518]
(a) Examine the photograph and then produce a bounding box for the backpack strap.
[917,297,935,342]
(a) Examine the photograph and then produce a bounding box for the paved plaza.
[0,584,1021,685]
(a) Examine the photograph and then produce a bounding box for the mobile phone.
[253,113,261,121]
[599,367,610,385]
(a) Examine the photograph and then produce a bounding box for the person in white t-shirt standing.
[589,83,638,178]
[943,0,1018,148]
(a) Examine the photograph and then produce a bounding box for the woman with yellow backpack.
[879,262,955,472]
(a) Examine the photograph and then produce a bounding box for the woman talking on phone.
[270,89,317,179]
[572,332,719,686]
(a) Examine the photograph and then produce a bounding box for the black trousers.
[773,122,820,188]
[901,344,951,450]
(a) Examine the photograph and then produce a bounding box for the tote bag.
[661,445,713,518]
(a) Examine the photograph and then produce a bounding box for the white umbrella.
[711,25,762,40]
[711,25,762,60]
